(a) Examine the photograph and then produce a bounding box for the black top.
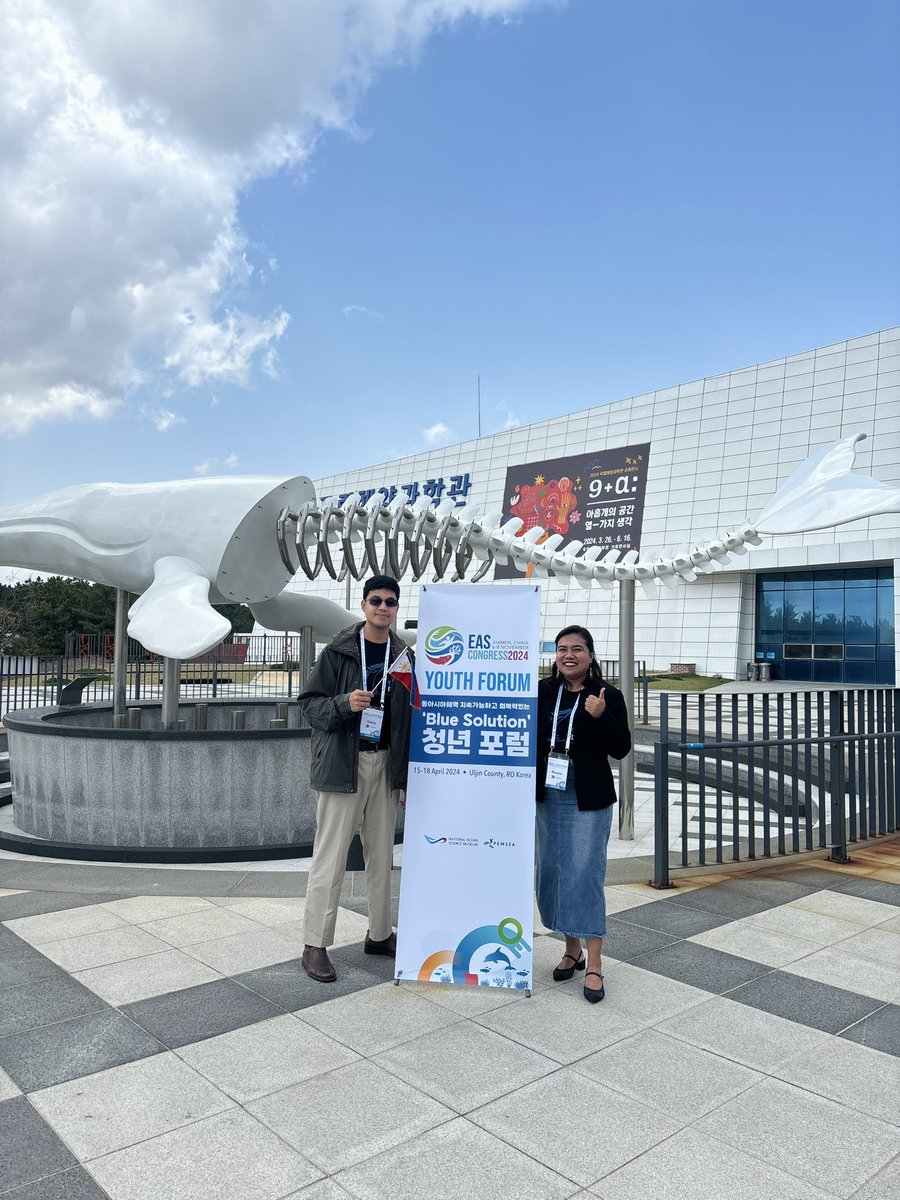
[535,675,632,811]
[361,636,392,749]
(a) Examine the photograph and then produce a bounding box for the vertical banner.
[494,442,651,578]
[395,584,541,990]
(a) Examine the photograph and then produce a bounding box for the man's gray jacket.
[298,622,413,793]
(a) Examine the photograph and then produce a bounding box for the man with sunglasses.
[298,575,412,982]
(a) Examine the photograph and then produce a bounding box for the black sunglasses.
[366,596,398,608]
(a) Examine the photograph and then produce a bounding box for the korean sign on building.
[331,472,473,509]
[494,442,651,579]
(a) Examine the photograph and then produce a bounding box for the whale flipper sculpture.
[128,557,232,660]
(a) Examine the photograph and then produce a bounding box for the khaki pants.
[303,749,397,947]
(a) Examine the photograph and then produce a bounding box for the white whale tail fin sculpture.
[754,433,900,535]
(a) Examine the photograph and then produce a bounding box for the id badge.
[545,751,570,790]
[360,707,384,742]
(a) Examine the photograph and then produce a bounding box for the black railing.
[652,689,900,887]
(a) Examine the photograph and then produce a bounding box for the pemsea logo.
[424,625,465,666]
[484,838,516,849]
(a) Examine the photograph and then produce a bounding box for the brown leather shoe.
[364,931,397,956]
[302,944,336,982]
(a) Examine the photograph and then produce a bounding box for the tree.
[0,577,254,654]
[0,606,22,654]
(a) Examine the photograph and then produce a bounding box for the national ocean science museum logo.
[424,625,465,666]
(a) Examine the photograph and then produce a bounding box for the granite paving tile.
[136,907,264,948]
[99,894,217,923]
[848,1154,900,1200]
[0,1165,114,1199]
[588,1126,835,1200]
[0,946,70,990]
[789,890,899,927]
[727,969,885,1033]
[749,864,848,889]
[36,925,171,973]
[5,904,127,946]
[0,892,119,922]
[773,1038,900,1126]
[206,896,307,925]
[73,949,223,1006]
[609,900,730,939]
[29,1051,233,1160]
[0,1064,20,1101]
[839,924,900,965]
[634,940,774,993]
[687,917,827,966]
[121,977,282,1048]
[300,982,461,1057]
[176,1013,358,1103]
[373,1020,556,1114]
[0,1097,78,1193]
[280,1183,354,1200]
[472,984,642,1063]
[0,974,108,1038]
[233,956,383,1011]
[830,877,900,907]
[330,940,397,982]
[0,1009,164,1092]
[575,1028,763,1122]
[278,908,370,948]
[590,961,710,1027]
[695,1077,900,1198]
[247,1058,454,1174]
[334,1117,576,1200]
[655,995,832,1072]
[0,865,137,895]
[840,1003,900,1057]
[601,919,679,963]
[110,869,248,897]
[660,887,774,920]
[782,943,900,1004]
[471,1067,681,1187]
[86,1108,321,1200]
[748,902,866,945]
[211,873,308,898]
[180,927,305,974]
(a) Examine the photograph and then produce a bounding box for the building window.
[755,567,894,685]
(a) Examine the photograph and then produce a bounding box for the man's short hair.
[363,575,400,600]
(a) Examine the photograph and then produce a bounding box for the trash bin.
[746,662,759,681]
[758,662,772,682]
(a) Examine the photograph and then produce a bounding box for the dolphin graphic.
[484,948,513,969]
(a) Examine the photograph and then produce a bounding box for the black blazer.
[535,676,632,811]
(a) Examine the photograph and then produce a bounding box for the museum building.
[274,327,900,685]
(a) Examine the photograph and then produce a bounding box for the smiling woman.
[535,624,632,1004]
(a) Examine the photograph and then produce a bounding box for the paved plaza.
[0,837,898,1200]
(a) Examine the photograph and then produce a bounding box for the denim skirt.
[535,780,613,940]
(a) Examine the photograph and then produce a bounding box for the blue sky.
[1,0,898,506]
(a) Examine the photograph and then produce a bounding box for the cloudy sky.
[1,0,898,506]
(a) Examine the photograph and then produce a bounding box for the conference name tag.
[545,751,570,790]
[360,707,384,741]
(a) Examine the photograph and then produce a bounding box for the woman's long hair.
[549,624,605,687]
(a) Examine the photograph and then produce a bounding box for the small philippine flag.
[388,648,421,708]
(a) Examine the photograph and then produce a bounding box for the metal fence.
[653,689,900,887]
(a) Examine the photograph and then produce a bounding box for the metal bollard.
[195,703,208,731]
[275,702,288,724]
[231,710,246,731]
[113,713,128,729]
[269,717,287,729]
[127,707,142,729]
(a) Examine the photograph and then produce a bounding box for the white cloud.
[194,453,240,476]
[140,405,186,433]
[342,304,383,320]
[1,0,540,436]
[423,421,453,446]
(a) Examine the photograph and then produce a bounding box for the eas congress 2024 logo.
[424,625,464,666]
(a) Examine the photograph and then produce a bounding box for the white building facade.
[280,327,900,684]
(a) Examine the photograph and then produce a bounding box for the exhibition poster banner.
[494,441,651,579]
[394,583,541,990]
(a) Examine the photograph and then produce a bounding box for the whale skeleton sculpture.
[276,432,900,597]
[1,433,897,661]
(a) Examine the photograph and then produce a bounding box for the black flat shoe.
[552,953,586,982]
[583,971,605,1003]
